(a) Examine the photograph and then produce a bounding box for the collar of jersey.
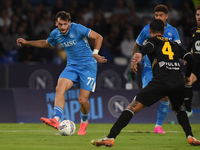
[165,22,169,29]
[63,30,69,35]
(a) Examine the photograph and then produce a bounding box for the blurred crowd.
[0,0,197,64]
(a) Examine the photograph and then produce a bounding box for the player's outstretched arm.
[16,38,51,48]
[89,30,107,63]
[89,30,103,50]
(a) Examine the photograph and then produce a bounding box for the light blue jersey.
[136,22,181,88]
[47,23,96,65]
[47,23,97,92]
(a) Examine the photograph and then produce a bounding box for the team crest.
[69,33,75,38]
[168,32,172,36]
[196,29,200,33]
[142,39,148,46]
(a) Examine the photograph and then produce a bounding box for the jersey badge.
[168,32,172,37]
[69,33,75,38]
[196,29,200,33]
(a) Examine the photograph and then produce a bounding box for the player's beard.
[60,27,69,34]
[60,29,67,34]
[61,31,65,34]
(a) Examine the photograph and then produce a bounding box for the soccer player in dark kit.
[184,5,200,117]
[91,19,200,147]
[132,4,181,133]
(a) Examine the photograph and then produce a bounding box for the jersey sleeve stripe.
[146,42,154,49]
[88,29,91,38]
[183,52,191,60]
[136,40,142,46]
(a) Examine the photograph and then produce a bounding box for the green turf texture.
[0,123,199,150]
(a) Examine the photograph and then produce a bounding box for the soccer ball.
[58,120,76,136]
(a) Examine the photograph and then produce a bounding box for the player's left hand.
[93,54,107,63]
[184,76,191,85]
[182,59,187,65]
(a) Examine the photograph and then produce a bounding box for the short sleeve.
[172,28,181,44]
[140,38,154,55]
[47,30,58,46]
[136,25,150,46]
[77,24,91,38]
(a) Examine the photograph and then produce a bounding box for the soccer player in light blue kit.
[132,5,181,133]
[17,11,107,135]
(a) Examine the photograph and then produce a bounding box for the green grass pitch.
[0,123,200,150]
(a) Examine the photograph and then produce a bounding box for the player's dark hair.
[196,5,200,12]
[150,19,164,33]
[154,4,168,14]
[55,11,71,21]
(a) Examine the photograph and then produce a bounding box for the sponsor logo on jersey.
[159,61,180,70]
[61,39,77,47]
[108,95,130,118]
[195,40,200,51]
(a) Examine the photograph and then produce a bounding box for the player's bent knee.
[172,105,184,114]
[78,97,88,105]
[126,100,145,114]
[56,85,66,95]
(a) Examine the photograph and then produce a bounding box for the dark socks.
[107,109,133,139]
[184,85,193,112]
[176,111,193,138]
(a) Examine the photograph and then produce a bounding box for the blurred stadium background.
[0,0,199,124]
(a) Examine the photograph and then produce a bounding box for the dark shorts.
[135,78,185,112]
[192,63,200,81]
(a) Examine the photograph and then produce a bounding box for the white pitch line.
[0,130,185,133]
[0,130,56,132]
[123,130,184,133]
[1,129,200,134]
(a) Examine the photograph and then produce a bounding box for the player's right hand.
[130,61,138,73]
[16,38,27,46]
[130,53,142,73]
[132,53,142,64]
[93,54,107,63]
